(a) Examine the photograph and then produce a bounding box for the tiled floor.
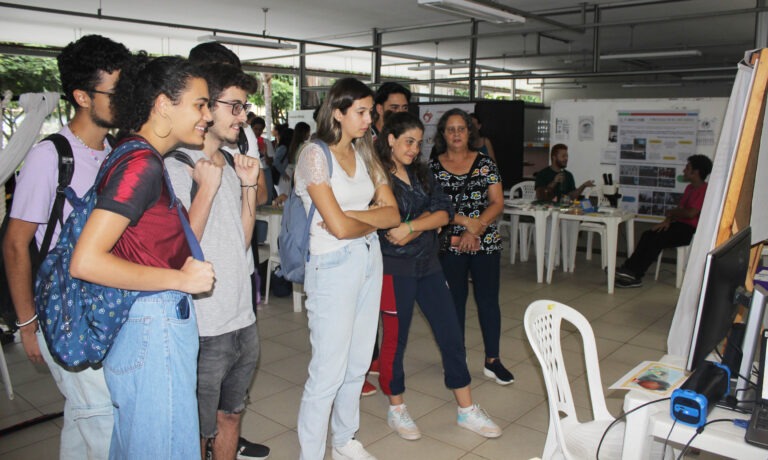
[0,249,730,459]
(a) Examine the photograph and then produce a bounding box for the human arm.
[385,210,450,246]
[233,153,262,248]
[665,206,700,221]
[2,219,43,362]
[343,184,400,230]
[535,170,563,201]
[569,179,596,200]
[70,209,214,293]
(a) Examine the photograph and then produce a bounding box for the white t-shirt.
[221,126,260,161]
[294,142,374,255]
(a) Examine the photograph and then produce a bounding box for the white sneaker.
[331,439,377,460]
[387,405,422,440]
[457,404,502,438]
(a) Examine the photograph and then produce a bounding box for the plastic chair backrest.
[583,186,610,208]
[509,180,537,200]
[524,300,612,458]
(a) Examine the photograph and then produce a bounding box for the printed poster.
[610,361,687,397]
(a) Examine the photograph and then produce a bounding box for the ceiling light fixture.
[621,82,683,87]
[540,83,587,89]
[601,50,702,60]
[197,34,297,50]
[681,75,735,81]
[417,0,526,24]
[407,62,469,71]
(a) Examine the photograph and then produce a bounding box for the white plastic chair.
[505,181,536,263]
[565,188,608,271]
[524,300,624,459]
[654,245,691,289]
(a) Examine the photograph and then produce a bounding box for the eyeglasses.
[445,126,467,134]
[214,100,252,116]
[89,89,115,96]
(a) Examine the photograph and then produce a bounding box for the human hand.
[193,159,223,194]
[653,220,671,232]
[463,217,485,236]
[179,256,215,294]
[386,223,411,245]
[234,153,260,185]
[552,172,564,184]
[457,230,480,252]
[272,194,288,207]
[20,326,44,363]
[582,180,596,188]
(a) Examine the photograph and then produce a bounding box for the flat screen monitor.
[686,226,751,372]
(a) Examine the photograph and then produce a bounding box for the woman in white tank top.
[294,78,400,460]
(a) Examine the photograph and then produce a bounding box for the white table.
[254,207,304,313]
[502,205,553,283]
[622,355,765,460]
[546,209,635,294]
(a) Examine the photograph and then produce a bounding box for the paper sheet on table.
[609,361,687,397]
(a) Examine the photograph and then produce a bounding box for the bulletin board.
[550,98,728,222]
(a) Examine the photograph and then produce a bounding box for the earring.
[151,113,172,138]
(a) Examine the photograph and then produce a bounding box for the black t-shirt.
[535,166,576,199]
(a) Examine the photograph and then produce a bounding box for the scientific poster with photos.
[617,110,698,220]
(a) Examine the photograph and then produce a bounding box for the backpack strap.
[167,150,200,202]
[37,134,74,262]
[218,148,236,168]
[302,140,334,261]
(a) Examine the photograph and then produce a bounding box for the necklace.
[69,125,110,163]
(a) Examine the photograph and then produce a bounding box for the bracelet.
[240,184,258,188]
[405,220,413,234]
[15,314,38,328]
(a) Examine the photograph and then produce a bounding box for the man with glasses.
[2,35,130,459]
[165,63,268,460]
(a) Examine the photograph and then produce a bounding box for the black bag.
[0,134,75,332]
[270,266,292,298]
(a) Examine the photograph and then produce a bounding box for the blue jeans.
[298,234,382,460]
[439,252,502,359]
[37,330,113,460]
[103,291,200,460]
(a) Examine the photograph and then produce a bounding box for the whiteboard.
[550,98,728,220]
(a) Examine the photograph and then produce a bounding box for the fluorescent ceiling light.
[681,75,735,81]
[417,0,526,24]
[601,50,701,60]
[541,83,586,89]
[197,34,296,50]
[407,62,469,71]
[621,82,683,88]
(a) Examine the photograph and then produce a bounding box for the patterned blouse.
[430,154,502,255]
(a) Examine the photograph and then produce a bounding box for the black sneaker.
[237,437,270,460]
[616,276,643,288]
[483,359,514,385]
[615,267,636,281]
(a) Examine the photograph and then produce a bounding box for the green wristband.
[405,220,413,234]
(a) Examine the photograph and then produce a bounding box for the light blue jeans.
[298,234,383,460]
[37,330,113,460]
[102,291,200,460]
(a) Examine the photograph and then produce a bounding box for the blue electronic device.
[670,361,730,428]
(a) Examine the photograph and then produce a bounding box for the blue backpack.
[277,140,333,283]
[35,138,204,367]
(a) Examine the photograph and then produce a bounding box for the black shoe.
[615,267,635,281]
[237,437,270,460]
[616,276,642,288]
[483,359,515,385]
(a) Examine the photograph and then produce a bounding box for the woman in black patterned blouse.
[429,108,514,385]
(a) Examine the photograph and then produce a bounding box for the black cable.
[596,397,671,460]
[660,418,677,460]
[675,418,735,460]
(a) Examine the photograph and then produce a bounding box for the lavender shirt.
[10,125,108,251]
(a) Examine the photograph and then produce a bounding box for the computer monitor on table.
[685,226,768,409]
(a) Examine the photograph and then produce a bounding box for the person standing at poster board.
[534,144,594,201]
[616,154,712,288]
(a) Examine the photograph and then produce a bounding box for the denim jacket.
[378,166,454,276]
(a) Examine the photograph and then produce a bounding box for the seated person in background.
[616,154,713,288]
[535,143,594,201]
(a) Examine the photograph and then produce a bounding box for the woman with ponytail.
[294,78,399,460]
[70,54,215,459]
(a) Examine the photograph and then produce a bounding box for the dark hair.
[315,78,386,187]
[249,116,266,128]
[375,112,431,190]
[551,143,568,157]
[113,53,205,133]
[288,122,311,164]
[469,112,485,136]
[374,82,411,106]
[687,154,713,180]
[431,108,478,156]
[197,63,258,105]
[188,42,241,67]
[57,34,130,107]
[278,127,293,148]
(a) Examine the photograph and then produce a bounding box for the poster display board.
[617,111,698,220]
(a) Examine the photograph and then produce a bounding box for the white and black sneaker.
[483,359,514,385]
[237,437,270,460]
[615,267,636,282]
